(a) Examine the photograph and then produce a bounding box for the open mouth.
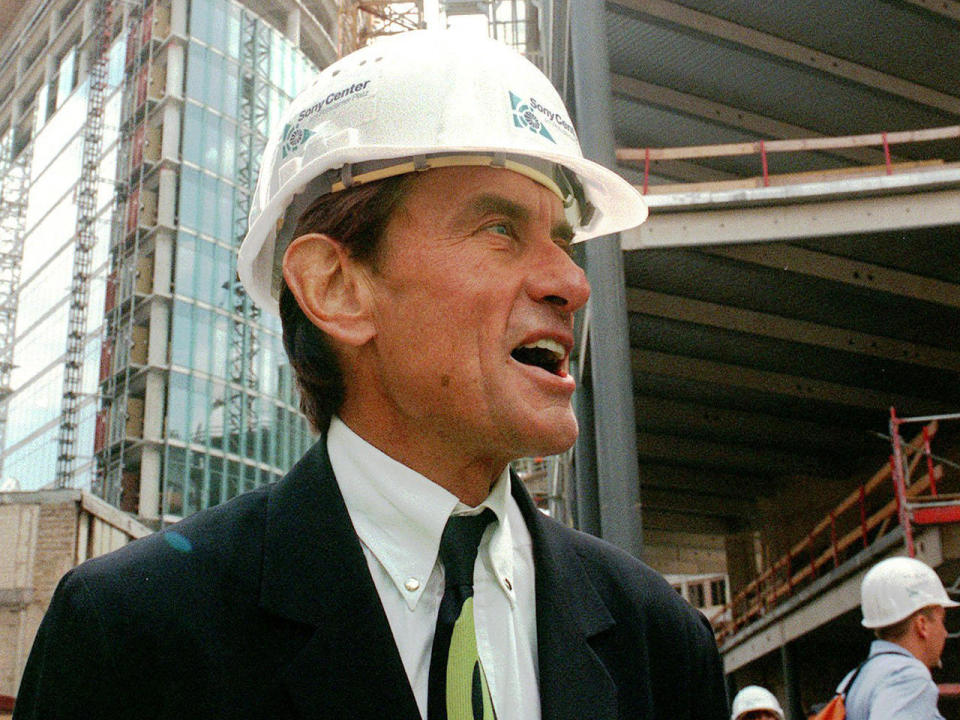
[510,338,566,376]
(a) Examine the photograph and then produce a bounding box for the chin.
[514,415,579,458]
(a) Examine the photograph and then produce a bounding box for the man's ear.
[282,233,376,346]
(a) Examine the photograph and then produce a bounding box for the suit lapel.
[260,439,421,719]
[511,477,619,720]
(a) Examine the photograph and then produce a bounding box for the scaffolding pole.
[0,125,34,478]
[57,0,115,487]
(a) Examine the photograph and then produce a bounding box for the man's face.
[922,605,948,668]
[354,165,590,469]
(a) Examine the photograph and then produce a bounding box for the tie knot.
[438,509,495,589]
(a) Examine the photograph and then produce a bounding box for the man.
[14,30,727,719]
[730,685,784,720]
[840,556,958,720]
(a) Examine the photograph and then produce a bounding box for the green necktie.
[428,510,497,720]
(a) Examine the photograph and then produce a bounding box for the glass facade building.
[0,0,338,524]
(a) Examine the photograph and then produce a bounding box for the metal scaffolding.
[228,12,270,455]
[337,1,424,56]
[56,0,115,487]
[0,126,34,480]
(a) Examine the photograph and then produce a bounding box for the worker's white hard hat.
[860,556,959,629]
[238,29,648,316]
[730,685,784,720]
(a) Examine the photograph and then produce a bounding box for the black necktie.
[427,509,497,720]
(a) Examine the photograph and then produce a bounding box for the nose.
[526,241,590,313]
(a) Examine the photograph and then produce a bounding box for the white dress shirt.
[327,416,540,720]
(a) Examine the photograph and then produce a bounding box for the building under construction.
[2,0,960,717]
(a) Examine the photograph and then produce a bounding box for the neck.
[338,411,508,507]
[891,635,935,669]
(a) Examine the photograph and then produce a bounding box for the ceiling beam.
[627,287,960,371]
[623,185,960,251]
[703,244,960,309]
[639,485,756,519]
[632,395,875,454]
[631,349,953,413]
[900,0,960,23]
[635,432,834,476]
[611,74,890,166]
[611,0,960,116]
[638,462,771,499]
[642,507,737,535]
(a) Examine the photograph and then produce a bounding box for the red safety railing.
[619,124,960,195]
[712,421,946,641]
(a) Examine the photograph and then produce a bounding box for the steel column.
[569,0,642,556]
[573,370,601,536]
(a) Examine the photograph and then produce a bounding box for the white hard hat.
[730,685,784,720]
[238,29,648,316]
[860,556,959,629]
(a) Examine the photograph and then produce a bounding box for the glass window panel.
[167,371,190,440]
[189,0,210,42]
[182,103,202,165]
[208,455,224,507]
[178,167,199,230]
[202,116,219,173]
[212,312,228,378]
[193,238,214,304]
[175,232,196,296]
[191,304,212,374]
[200,174,217,238]
[186,43,207,102]
[170,301,192,366]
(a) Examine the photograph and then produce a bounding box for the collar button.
[404,577,421,592]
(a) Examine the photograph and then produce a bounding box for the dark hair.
[278,175,412,433]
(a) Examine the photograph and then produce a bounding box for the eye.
[486,222,512,237]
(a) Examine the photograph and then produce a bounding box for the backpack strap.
[839,651,903,697]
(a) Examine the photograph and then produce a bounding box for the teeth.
[519,338,565,358]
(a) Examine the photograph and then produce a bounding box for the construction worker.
[14,30,728,720]
[839,556,958,720]
[730,685,785,720]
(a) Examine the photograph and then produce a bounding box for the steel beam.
[624,185,960,252]
[703,244,960,309]
[627,287,960,371]
[631,395,873,454]
[611,0,960,116]
[570,0,642,557]
[631,349,953,413]
[611,74,889,166]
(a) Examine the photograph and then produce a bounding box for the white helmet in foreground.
[238,29,648,316]
[860,556,959,629]
[730,685,784,720]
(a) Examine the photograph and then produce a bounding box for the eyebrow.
[463,193,575,244]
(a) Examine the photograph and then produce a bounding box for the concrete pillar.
[780,641,804,720]
[139,444,162,521]
[285,7,301,45]
[157,167,177,227]
[170,0,188,37]
[570,0,642,558]
[573,374,601,536]
[153,230,174,297]
[165,43,184,100]
[726,530,761,598]
[161,104,181,163]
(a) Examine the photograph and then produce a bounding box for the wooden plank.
[643,160,944,195]
[617,125,960,163]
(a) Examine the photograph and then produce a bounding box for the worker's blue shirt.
[840,640,944,720]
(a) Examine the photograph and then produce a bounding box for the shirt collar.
[326,416,517,609]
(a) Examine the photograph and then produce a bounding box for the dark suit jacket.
[14,439,728,719]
